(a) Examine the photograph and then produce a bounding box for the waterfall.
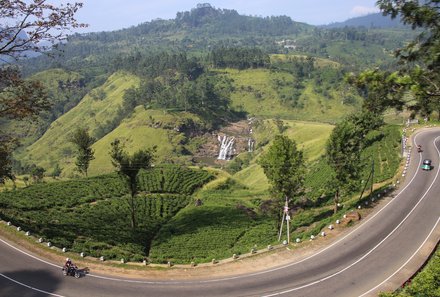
[248,138,255,152]
[217,135,235,160]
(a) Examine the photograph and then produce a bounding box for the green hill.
[18,71,140,174]
[86,108,205,176]
[225,65,358,122]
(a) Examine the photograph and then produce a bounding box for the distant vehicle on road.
[422,159,432,171]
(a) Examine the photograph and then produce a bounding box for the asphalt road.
[1,128,439,297]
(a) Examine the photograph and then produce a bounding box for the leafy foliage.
[109,139,156,228]
[258,135,305,204]
[210,47,270,69]
[69,127,95,176]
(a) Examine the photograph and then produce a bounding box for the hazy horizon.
[52,0,381,33]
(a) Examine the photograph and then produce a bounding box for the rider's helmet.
[66,258,70,262]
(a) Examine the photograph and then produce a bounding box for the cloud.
[350,6,380,16]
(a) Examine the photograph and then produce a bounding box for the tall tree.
[326,111,383,213]
[346,69,409,114]
[326,120,362,213]
[375,0,440,119]
[0,0,85,183]
[69,128,95,177]
[258,135,304,227]
[109,139,156,229]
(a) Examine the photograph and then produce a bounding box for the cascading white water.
[248,138,255,152]
[217,135,235,160]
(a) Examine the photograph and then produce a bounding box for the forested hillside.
[5,3,415,176]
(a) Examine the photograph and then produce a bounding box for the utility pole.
[370,159,374,197]
[278,196,291,243]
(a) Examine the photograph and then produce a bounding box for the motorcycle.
[62,265,81,278]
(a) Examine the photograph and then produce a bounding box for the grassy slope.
[224,68,356,122]
[87,108,200,176]
[1,69,84,148]
[234,120,334,191]
[19,71,140,173]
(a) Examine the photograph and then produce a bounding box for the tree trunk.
[129,176,137,229]
[334,188,340,214]
[129,194,137,229]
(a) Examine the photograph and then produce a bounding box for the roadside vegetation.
[380,245,440,297]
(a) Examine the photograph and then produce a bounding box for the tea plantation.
[0,125,402,264]
[0,165,213,261]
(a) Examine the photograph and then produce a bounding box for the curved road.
[1,129,440,297]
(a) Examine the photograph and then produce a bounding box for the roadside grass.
[379,244,440,297]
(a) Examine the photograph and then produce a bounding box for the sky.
[60,0,381,33]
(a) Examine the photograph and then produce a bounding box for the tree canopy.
[69,127,95,177]
[350,0,440,119]
[0,0,86,60]
[258,135,305,204]
[0,1,85,183]
[326,111,383,212]
[109,139,156,229]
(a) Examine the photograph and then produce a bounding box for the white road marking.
[0,272,65,297]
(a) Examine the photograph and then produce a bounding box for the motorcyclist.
[65,258,73,272]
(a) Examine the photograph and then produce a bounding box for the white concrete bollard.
[120,258,125,264]
[321,232,326,237]
[343,214,347,219]
[310,235,315,240]
[143,259,148,265]
[62,247,67,253]
[267,245,273,250]
[38,238,43,243]
[328,225,334,230]
[16,227,21,231]
[47,242,51,247]
[80,252,85,257]
[25,231,30,236]
[7,221,11,226]
[296,238,301,243]
[282,240,288,245]
[358,205,362,209]
[336,220,341,224]
[100,256,105,261]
